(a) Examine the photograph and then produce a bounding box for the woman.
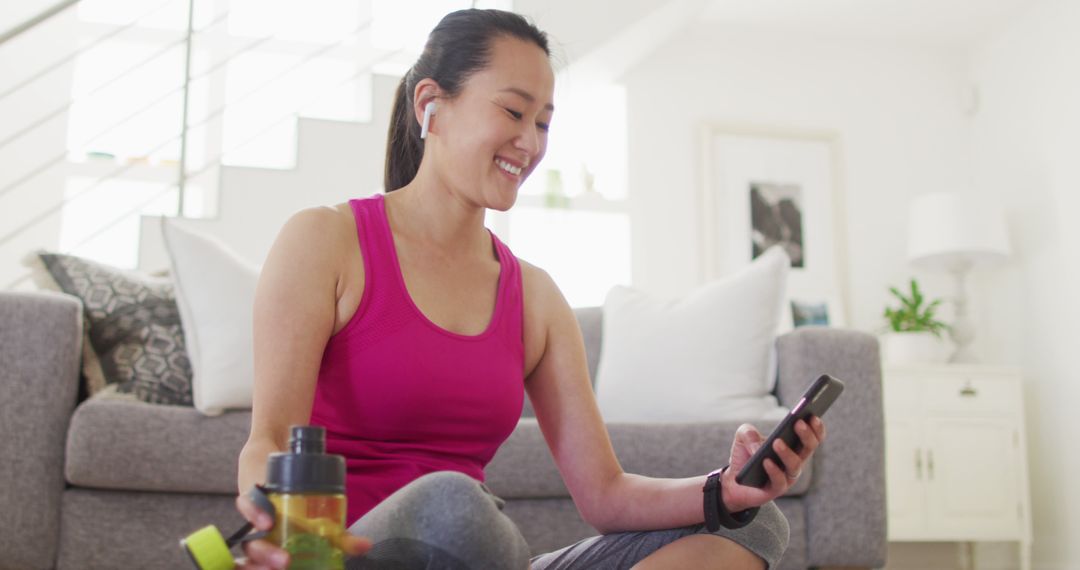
[235,9,825,570]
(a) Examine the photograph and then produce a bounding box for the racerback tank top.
[308,194,525,525]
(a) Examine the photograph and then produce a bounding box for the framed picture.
[700,124,850,327]
[791,299,830,328]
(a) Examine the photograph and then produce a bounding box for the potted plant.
[880,278,951,364]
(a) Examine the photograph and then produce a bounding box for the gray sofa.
[0,291,886,569]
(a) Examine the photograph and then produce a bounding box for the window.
[68,37,188,164]
[59,176,181,266]
[507,208,631,307]
[498,82,632,307]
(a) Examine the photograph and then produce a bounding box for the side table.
[883,364,1032,570]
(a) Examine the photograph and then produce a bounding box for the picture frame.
[699,124,850,328]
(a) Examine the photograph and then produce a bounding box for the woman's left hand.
[720,416,827,513]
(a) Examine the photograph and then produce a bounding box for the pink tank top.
[308,194,525,525]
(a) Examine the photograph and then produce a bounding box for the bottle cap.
[264,426,345,494]
[181,525,235,570]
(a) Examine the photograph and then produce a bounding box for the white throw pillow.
[161,218,260,416]
[594,246,790,423]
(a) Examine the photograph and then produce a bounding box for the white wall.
[621,25,972,332]
[0,10,78,289]
[968,0,1080,566]
[621,5,1078,568]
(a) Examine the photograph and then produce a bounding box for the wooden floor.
[881,542,1021,570]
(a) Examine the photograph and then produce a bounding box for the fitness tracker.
[703,466,759,531]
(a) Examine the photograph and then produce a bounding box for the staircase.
[136,73,397,270]
[0,0,415,289]
[1,0,695,301]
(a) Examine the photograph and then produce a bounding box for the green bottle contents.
[265,426,347,570]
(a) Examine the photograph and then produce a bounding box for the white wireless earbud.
[420,101,437,139]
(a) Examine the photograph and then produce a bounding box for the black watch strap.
[703,468,723,532]
[703,466,760,531]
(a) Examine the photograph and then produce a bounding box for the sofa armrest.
[0,291,83,570]
[775,327,886,568]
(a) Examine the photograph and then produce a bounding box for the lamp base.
[948,268,977,363]
[948,342,978,364]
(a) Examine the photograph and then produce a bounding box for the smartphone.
[735,373,845,488]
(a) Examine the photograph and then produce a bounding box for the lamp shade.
[907,192,1011,272]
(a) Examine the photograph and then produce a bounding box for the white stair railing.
[0,0,82,46]
[0,0,175,100]
[0,0,406,290]
[50,48,401,275]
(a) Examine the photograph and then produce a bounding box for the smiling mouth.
[495,158,524,177]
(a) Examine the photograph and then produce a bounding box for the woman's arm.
[521,266,622,532]
[523,268,823,534]
[236,205,371,568]
[238,207,353,492]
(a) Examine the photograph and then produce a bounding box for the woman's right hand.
[235,492,288,569]
[235,493,372,569]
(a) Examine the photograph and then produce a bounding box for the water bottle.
[264,425,347,570]
[181,425,347,570]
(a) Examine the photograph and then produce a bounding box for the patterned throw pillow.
[38,253,193,406]
[21,251,107,400]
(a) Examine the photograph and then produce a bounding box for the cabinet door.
[924,419,1021,539]
[885,419,926,540]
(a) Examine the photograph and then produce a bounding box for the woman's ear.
[412,79,441,137]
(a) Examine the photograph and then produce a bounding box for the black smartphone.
[735,373,845,488]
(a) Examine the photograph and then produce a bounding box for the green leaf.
[882,277,948,335]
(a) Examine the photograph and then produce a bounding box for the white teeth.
[495,159,523,176]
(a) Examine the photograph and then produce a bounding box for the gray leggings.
[345,471,789,570]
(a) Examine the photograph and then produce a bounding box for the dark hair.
[384,9,550,192]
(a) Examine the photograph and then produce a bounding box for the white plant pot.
[880,332,951,365]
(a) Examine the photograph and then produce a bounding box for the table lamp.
[906,192,1011,362]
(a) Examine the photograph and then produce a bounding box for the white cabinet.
[884,365,1032,570]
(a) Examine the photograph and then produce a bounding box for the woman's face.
[425,35,555,212]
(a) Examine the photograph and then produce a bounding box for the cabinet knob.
[960,382,977,397]
[915,450,923,479]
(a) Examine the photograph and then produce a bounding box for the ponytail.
[384,76,423,192]
[381,9,549,192]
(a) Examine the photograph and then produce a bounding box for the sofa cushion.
[485,419,812,500]
[65,396,250,494]
[58,489,240,570]
[65,401,812,500]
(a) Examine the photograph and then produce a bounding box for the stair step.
[137,72,397,270]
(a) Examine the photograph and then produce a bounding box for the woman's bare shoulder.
[260,204,357,285]
[288,203,353,234]
[271,204,355,251]
[519,258,571,330]
[519,258,559,303]
[518,257,588,379]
